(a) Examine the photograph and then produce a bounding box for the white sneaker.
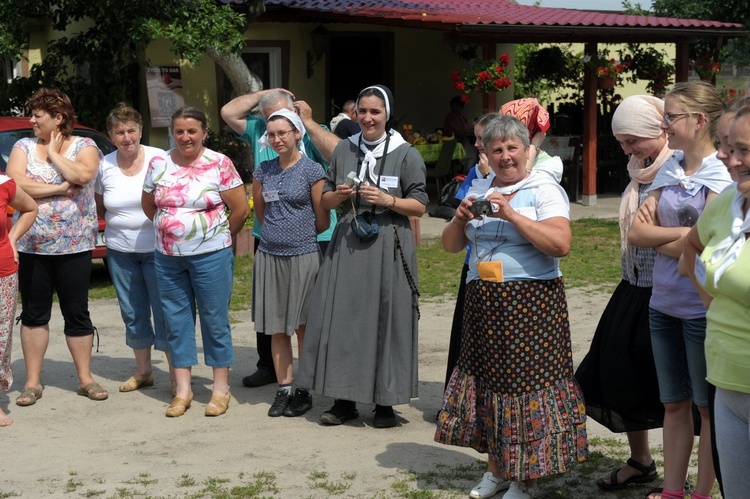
[502,481,539,499]
[469,472,511,499]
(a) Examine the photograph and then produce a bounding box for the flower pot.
[597,76,616,89]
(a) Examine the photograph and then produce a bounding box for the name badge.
[379,176,399,189]
[263,190,280,202]
[694,257,707,288]
[515,206,538,221]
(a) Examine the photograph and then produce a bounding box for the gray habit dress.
[297,135,428,406]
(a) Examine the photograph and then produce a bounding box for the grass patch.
[82,490,106,497]
[307,470,352,495]
[123,473,157,486]
[65,478,84,493]
[560,218,620,291]
[89,260,116,300]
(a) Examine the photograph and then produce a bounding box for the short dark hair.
[106,103,143,136]
[171,107,207,130]
[27,88,77,137]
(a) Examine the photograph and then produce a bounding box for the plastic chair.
[425,140,456,195]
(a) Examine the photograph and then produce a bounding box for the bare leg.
[600,430,655,485]
[0,406,11,427]
[271,334,293,385]
[211,367,230,396]
[66,334,106,397]
[295,325,305,363]
[660,400,694,492]
[18,325,49,403]
[173,367,192,400]
[694,405,716,496]
[132,348,152,377]
[487,455,509,480]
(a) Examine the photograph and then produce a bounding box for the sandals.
[166,393,193,418]
[16,386,43,406]
[597,458,657,490]
[205,392,231,417]
[119,374,154,392]
[76,382,109,401]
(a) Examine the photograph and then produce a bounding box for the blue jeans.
[154,248,235,369]
[649,308,708,406]
[107,249,167,352]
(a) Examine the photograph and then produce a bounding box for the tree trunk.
[205,48,263,97]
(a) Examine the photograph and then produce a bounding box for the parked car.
[0,116,114,259]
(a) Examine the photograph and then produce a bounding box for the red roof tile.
[265,0,742,30]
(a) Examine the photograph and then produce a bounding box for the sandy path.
[1,287,634,498]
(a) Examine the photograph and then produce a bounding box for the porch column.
[581,42,598,206]
[675,41,690,82]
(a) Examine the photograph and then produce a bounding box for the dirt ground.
[1,286,648,498]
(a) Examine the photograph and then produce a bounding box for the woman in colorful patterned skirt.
[436,115,587,499]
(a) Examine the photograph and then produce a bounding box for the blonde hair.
[666,81,724,140]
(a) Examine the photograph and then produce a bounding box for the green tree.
[0,0,265,129]
[649,0,750,72]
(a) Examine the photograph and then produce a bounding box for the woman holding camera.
[251,109,328,418]
[436,115,587,499]
[297,84,427,428]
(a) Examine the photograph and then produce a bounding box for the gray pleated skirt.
[252,250,320,335]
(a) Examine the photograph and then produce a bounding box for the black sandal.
[596,458,657,491]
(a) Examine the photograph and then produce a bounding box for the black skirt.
[575,280,664,432]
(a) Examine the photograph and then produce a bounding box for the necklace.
[117,147,144,176]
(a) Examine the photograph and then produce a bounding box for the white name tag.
[694,257,707,288]
[379,176,399,189]
[263,190,280,202]
[515,206,538,221]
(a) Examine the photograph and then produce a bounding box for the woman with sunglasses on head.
[296,84,428,429]
[251,109,329,418]
[629,81,732,499]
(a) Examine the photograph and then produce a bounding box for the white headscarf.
[258,108,308,156]
[611,95,673,281]
[710,188,750,286]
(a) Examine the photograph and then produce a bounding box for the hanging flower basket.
[597,76,616,89]
[450,53,512,103]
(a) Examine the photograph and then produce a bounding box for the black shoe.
[268,389,291,417]
[373,405,397,428]
[319,400,359,425]
[242,368,277,388]
[283,388,312,417]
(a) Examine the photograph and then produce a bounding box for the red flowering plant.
[693,54,720,81]
[450,53,512,103]
[582,50,631,81]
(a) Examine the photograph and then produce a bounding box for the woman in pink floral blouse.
[142,107,249,418]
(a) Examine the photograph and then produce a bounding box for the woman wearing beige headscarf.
[576,95,673,492]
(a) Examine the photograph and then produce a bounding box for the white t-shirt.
[95,145,165,253]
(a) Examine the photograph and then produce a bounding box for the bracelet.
[389,194,397,209]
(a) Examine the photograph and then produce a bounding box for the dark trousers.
[444,263,469,389]
[253,238,329,372]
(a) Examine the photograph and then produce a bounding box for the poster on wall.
[146,66,184,128]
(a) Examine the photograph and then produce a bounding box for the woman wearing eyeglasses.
[251,109,329,418]
[629,81,731,499]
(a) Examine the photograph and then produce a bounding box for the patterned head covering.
[501,98,550,137]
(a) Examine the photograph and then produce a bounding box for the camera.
[344,171,362,189]
[470,200,494,217]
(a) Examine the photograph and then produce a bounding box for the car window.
[0,130,32,173]
[0,128,114,173]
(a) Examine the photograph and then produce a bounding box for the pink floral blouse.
[143,148,243,256]
[13,136,100,255]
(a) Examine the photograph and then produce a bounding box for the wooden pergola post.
[581,42,599,206]
[482,42,497,112]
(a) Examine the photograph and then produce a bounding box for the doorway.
[325,32,394,123]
